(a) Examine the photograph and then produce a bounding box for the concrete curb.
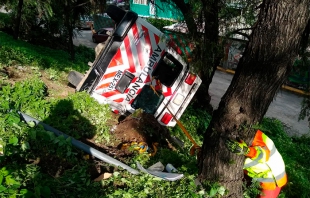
[216,66,309,96]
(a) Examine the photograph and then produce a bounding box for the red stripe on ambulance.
[132,23,146,68]
[96,82,110,90]
[123,36,136,73]
[163,87,172,97]
[154,33,160,44]
[113,98,124,103]
[103,71,118,79]
[102,90,120,98]
[109,50,123,67]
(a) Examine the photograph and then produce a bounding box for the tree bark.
[13,0,24,39]
[198,0,310,197]
[194,0,221,112]
[64,3,75,60]
[168,0,197,36]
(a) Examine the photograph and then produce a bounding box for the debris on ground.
[137,161,184,181]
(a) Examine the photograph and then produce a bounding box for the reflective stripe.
[257,177,275,182]
[274,171,286,181]
[243,146,264,168]
[244,160,258,168]
[257,172,287,190]
[269,144,276,156]
[254,147,264,161]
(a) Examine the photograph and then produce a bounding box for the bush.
[0,12,13,34]
[145,17,174,32]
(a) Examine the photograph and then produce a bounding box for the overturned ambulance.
[68,5,201,127]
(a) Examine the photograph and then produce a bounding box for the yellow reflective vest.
[243,130,287,190]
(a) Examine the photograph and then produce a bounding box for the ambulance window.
[131,85,164,114]
[152,53,183,87]
[115,71,135,93]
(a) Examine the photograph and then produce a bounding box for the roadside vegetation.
[1,30,310,197]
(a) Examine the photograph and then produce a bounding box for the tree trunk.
[194,0,221,112]
[64,3,75,60]
[171,0,221,112]
[170,0,198,36]
[13,0,24,39]
[198,0,310,197]
[68,23,75,60]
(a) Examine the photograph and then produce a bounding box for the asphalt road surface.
[74,30,310,137]
[210,70,309,136]
[73,29,97,49]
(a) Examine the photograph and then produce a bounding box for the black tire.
[92,37,97,43]
[68,71,84,88]
[106,5,126,24]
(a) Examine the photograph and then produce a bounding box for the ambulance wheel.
[92,37,97,43]
[68,71,84,88]
[106,5,126,24]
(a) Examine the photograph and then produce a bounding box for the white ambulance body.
[69,6,201,127]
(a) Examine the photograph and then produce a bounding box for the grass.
[0,30,310,197]
[0,32,93,73]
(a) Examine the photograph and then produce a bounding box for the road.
[210,70,309,136]
[73,29,97,49]
[74,30,310,137]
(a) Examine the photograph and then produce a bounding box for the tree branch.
[227,28,252,40]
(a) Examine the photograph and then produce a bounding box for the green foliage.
[42,92,112,140]
[100,171,205,198]
[0,76,113,197]
[145,18,174,32]
[219,1,257,32]
[0,12,12,30]
[0,165,48,198]
[243,179,261,198]
[169,105,211,148]
[74,45,96,64]
[0,31,93,72]
[0,77,48,117]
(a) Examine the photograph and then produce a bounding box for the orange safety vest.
[243,130,287,190]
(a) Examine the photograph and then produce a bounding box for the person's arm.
[246,143,270,162]
[226,137,270,163]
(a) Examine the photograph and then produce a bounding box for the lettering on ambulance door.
[152,53,183,87]
[115,71,135,93]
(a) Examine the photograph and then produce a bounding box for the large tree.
[198,0,310,196]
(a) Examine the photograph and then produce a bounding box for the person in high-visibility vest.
[225,130,287,198]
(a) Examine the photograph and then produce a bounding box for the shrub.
[145,17,174,31]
